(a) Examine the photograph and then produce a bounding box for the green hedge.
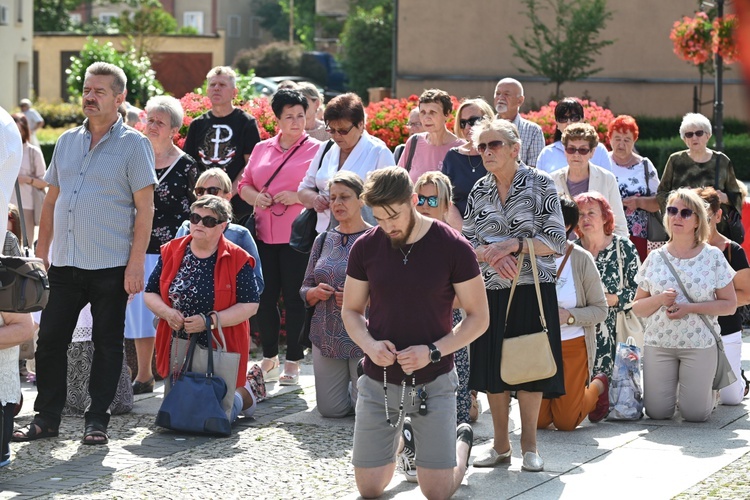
[637,134,750,180]
[40,143,55,166]
[633,115,749,141]
[35,101,85,129]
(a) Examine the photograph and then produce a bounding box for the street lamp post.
[714,0,725,151]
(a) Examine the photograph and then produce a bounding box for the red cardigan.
[154,234,255,388]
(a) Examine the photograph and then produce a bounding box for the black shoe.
[742,369,749,398]
[132,377,154,395]
[457,423,474,468]
[356,357,365,378]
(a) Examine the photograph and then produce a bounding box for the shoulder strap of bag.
[616,237,625,290]
[319,139,335,173]
[262,136,309,191]
[13,181,30,253]
[404,134,419,173]
[506,238,547,331]
[156,154,182,185]
[658,248,724,347]
[555,242,574,279]
[642,160,651,196]
[714,150,721,189]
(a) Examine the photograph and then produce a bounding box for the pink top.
[238,133,321,244]
[397,133,466,182]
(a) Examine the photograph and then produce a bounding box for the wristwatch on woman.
[566,314,575,325]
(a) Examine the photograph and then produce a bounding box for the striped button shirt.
[512,114,545,167]
[45,117,157,270]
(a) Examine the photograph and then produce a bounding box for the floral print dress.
[576,234,640,378]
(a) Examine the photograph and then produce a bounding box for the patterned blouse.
[608,154,660,239]
[148,154,199,254]
[300,229,366,359]
[463,163,567,288]
[637,245,735,349]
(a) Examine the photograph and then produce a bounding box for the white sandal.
[260,357,280,382]
[279,360,300,386]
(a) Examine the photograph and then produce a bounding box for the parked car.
[249,76,278,97]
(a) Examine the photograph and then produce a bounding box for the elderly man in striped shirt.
[493,78,545,168]
[13,62,157,446]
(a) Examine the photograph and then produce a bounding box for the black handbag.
[244,137,308,238]
[713,152,745,244]
[299,232,328,349]
[290,140,334,253]
[155,327,231,436]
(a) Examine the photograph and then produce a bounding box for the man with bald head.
[493,78,544,167]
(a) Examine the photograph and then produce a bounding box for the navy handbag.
[156,322,231,437]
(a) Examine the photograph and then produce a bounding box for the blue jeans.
[34,266,128,428]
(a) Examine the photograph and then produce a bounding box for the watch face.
[567,316,575,325]
[430,348,440,362]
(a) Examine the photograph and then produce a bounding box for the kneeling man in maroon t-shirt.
[342,167,489,499]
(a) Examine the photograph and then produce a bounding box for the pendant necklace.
[467,154,481,173]
[399,217,423,265]
[384,367,416,427]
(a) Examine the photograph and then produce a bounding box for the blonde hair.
[196,167,232,194]
[414,171,453,209]
[453,98,495,138]
[665,188,711,245]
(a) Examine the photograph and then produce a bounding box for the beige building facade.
[0,0,34,110]
[395,0,745,118]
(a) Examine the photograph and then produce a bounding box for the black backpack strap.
[404,134,419,173]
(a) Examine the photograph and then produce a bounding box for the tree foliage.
[35,0,85,32]
[257,0,318,49]
[115,4,178,58]
[509,0,614,98]
[66,37,164,107]
[233,42,305,77]
[340,5,393,102]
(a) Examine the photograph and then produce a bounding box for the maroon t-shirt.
[347,219,480,384]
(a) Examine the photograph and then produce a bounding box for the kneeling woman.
[538,195,608,431]
[145,196,263,423]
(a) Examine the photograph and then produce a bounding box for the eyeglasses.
[407,121,422,128]
[565,146,591,155]
[325,123,356,136]
[684,130,705,139]
[194,186,224,196]
[459,116,483,129]
[417,195,439,207]
[666,206,695,219]
[477,140,506,154]
[189,212,225,228]
[557,115,582,124]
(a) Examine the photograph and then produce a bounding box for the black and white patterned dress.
[464,164,568,395]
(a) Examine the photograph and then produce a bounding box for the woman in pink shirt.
[397,88,466,182]
[238,89,321,385]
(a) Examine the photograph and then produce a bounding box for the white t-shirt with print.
[556,254,585,342]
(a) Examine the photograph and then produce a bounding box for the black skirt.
[469,284,565,397]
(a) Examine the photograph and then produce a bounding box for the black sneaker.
[456,423,474,468]
[398,418,417,483]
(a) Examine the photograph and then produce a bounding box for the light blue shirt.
[536,141,611,175]
[176,220,264,294]
[45,116,157,269]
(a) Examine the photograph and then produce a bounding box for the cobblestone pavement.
[3,359,750,499]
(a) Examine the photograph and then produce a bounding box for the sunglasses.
[565,146,591,155]
[477,140,506,154]
[459,116,483,129]
[557,115,581,124]
[325,123,356,136]
[189,212,225,228]
[194,186,224,196]
[417,195,439,207]
[684,130,705,139]
[666,206,695,219]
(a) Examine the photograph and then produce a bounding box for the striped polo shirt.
[45,116,157,270]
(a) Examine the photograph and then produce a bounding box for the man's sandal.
[12,418,59,442]
[82,422,109,446]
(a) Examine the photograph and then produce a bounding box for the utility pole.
[714,0,725,151]
[289,0,295,44]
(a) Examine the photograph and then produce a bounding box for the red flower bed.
[522,99,615,146]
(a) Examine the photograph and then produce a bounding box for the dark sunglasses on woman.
[194,186,224,196]
[565,146,591,155]
[477,140,506,154]
[417,195,439,208]
[189,212,225,228]
[459,116,483,129]
[666,206,695,219]
[683,130,705,139]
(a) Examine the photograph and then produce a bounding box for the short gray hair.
[297,81,322,101]
[85,62,127,95]
[470,118,522,150]
[191,195,233,223]
[145,95,184,129]
[679,113,712,140]
[206,66,237,87]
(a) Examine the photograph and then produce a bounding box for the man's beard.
[388,210,416,249]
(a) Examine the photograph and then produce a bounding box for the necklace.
[384,367,415,427]
[467,154,481,173]
[398,217,423,265]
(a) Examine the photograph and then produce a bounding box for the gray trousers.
[313,345,360,418]
[643,345,717,422]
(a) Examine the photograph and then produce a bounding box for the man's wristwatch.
[428,343,442,364]
[566,314,575,325]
